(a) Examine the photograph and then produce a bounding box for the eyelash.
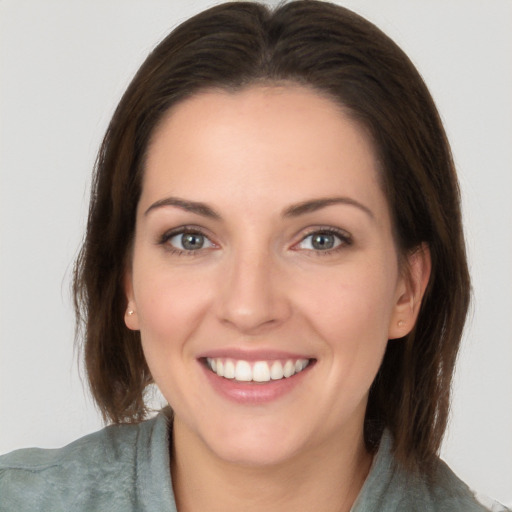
[294,227,353,256]
[157,226,214,256]
[157,226,353,256]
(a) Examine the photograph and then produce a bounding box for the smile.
[205,357,312,382]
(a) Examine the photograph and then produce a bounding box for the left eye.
[168,232,214,251]
[297,231,345,251]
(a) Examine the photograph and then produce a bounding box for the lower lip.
[201,361,313,404]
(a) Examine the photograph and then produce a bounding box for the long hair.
[73,1,470,472]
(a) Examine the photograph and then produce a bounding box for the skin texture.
[124,85,430,511]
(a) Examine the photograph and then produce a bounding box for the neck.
[170,418,372,512]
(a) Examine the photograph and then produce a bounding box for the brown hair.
[73,0,470,472]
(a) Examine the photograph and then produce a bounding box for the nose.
[216,247,291,334]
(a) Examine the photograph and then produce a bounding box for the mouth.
[203,357,314,383]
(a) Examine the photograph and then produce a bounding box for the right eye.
[160,229,215,254]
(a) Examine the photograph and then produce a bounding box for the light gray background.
[1,0,511,505]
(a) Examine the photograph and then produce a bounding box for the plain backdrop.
[1,0,511,505]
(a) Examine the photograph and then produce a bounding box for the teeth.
[206,357,310,382]
[270,361,284,380]
[235,360,252,381]
[283,360,295,378]
[253,361,270,382]
[295,359,306,372]
[224,360,235,379]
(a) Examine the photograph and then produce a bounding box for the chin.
[198,419,306,468]
[212,438,300,468]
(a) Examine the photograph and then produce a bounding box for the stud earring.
[128,310,135,316]
[397,320,405,327]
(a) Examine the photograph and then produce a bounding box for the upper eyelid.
[157,226,217,248]
[158,227,218,256]
[286,228,352,256]
[295,226,352,242]
[160,225,212,238]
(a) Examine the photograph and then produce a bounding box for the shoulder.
[0,413,172,512]
[414,458,509,512]
[353,431,510,512]
[415,455,511,511]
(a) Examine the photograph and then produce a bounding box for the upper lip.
[197,348,315,361]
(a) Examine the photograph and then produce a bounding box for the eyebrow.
[282,197,374,219]
[144,197,221,219]
[144,195,374,220]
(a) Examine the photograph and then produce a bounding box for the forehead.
[141,85,386,218]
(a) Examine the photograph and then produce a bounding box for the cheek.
[304,262,397,336]
[132,267,214,405]
[132,264,212,350]
[299,260,397,377]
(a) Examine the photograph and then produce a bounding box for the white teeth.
[270,361,284,380]
[206,357,310,382]
[235,360,252,381]
[283,360,295,378]
[224,360,235,379]
[295,359,306,372]
[252,361,271,382]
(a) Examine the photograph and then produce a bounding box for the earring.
[397,320,405,327]
[128,309,135,316]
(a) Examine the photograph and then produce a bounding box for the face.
[125,85,421,467]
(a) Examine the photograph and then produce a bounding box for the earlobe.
[388,243,431,340]
[124,304,140,330]
[124,271,140,331]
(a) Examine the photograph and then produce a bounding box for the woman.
[0,1,508,510]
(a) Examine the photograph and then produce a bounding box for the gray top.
[0,413,507,511]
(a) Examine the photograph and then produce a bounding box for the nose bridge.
[217,239,289,332]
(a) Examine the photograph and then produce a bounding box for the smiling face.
[124,85,423,467]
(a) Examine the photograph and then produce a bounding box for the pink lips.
[198,349,315,404]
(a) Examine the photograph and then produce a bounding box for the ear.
[123,268,140,331]
[388,243,431,340]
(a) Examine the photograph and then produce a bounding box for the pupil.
[182,233,204,250]
[312,233,334,250]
